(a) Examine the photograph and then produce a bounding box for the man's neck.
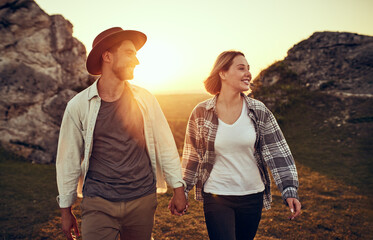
[97,75,126,102]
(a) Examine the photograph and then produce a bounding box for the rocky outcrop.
[251,31,372,157]
[0,0,93,163]
[253,31,373,98]
[251,32,373,194]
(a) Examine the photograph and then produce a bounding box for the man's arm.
[146,94,189,215]
[61,207,80,239]
[56,107,84,237]
[148,94,186,188]
[169,107,204,215]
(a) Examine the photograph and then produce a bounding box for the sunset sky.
[35,0,373,94]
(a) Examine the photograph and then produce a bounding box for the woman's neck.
[216,87,243,125]
[217,88,242,107]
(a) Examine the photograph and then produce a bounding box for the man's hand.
[286,198,301,220]
[168,186,188,216]
[61,207,80,239]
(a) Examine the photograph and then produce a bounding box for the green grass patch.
[269,90,373,196]
[0,146,59,239]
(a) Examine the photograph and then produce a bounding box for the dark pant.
[203,191,264,240]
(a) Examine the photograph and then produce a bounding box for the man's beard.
[114,67,134,81]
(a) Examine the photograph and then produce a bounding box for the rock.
[251,31,373,150]
[0,0,93,163]
[253,31,373,98]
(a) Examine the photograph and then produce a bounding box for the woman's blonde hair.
[204,51,245,95]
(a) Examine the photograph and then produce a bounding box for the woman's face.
[220,55,252,92]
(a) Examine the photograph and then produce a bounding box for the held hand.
[286,198,301,220]
[168,197,189,216]
[61,207,80,239]
[168,187,188,216]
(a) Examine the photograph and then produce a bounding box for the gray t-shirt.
[83,85,156,202]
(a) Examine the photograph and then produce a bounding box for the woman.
[181,51,301,240]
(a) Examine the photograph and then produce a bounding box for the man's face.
[110,40,139,81]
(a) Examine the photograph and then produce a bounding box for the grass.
[0,147,59,239]
[1,93,372,239]
[5,162,372,240]
[270,90,373,196]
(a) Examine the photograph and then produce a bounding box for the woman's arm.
[181,109,203,195]
[262,109,299,202]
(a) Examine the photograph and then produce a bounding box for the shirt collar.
[87,79,100,100]
[87,79,136,101]
[242,93,254,109]
[206,92,253,111]
[205,95,218,111]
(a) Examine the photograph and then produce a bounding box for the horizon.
[35,0,373,94]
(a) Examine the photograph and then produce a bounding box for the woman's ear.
[219,71,225,80]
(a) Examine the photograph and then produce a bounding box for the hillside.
[1,92,372,239]
[251,31,373,196]
[2,92,372,239]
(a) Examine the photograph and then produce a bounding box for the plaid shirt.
[181,94,299,210]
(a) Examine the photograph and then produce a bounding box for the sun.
[133,38,184,94]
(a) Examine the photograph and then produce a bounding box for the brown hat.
[86,27,147,75]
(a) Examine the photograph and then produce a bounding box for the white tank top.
[204,100,265,195]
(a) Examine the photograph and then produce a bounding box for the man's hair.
[204,51,245,95]
[107,40,124,53]
[99,40,126,68]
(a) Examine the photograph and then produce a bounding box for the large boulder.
[0,0,93,163]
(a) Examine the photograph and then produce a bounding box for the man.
[56,27,187,240]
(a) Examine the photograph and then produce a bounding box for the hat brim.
[86,30,147,75]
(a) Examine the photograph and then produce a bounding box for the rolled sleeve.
[167,180,184,189]
[56,193,77,208]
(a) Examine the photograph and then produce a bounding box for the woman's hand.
[286,198,301,220]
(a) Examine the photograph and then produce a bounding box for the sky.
[35,0,373,94]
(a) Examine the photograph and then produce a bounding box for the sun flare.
[134,39,184,94]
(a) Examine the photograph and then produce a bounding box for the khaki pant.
[81,193,157,240]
